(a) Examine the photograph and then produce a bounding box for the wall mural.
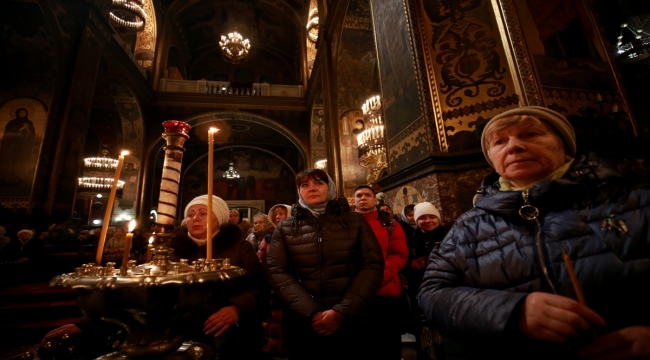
[0,98,48,199]
[310,95,326,169]
[420,0,520,152]
[180,148,297,213]
[337,0,378,188]
[339,110,369,196]
[372,0,428,173]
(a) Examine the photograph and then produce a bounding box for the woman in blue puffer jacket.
[417,106,650,360]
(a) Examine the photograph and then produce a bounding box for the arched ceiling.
[162,0,307,84]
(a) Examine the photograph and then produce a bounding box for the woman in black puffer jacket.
[267,169,384,360]
[417,106,650,360]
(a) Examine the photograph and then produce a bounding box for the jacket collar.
[474,153,618,218]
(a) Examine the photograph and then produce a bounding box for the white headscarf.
[297,172,337,217]
[184,195,230,245]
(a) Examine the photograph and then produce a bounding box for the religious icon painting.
[0,98,48,198]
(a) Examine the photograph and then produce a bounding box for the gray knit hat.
[480,106,576,167]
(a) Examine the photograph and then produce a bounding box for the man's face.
[354,188,377,213]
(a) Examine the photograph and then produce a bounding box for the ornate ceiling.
[163,0,308,84]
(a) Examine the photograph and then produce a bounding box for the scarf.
[401,207,418,229]
[297,173,337,218]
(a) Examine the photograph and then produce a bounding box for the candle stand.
[43,121,244,360]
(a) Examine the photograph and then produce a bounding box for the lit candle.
[96,150,129,265]
[121,220,136,271]
[146,236,153,263]
[206,127,218,261]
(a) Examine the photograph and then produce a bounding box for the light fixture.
[357,95,387,183]
[223,162,240,179]
[93,220,101,225]
[78,151,125,194]
[109,0,147,32]
[615,22,650,62]
[219,28,250,64]
[315,159,327,170]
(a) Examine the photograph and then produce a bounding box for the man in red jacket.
[353,185,408,360]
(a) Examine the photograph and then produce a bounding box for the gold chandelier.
[219,28,250,64]
[357,95,387,183]
[109,0,147,32]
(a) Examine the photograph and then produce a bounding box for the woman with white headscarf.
[266,168,384,360]
[168,194,269,359]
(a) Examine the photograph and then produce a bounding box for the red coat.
[362,211,408,297]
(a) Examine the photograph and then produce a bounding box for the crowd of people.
[6,106,650,359]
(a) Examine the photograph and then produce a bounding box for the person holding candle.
[172,194,269,359]
[417,106,650,359]
[266,169,384,360]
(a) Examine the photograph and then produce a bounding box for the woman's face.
[187,204,219,240]
[274,208,287,225]
[406,210,415,223]
[229,212,239,224]
[417,215,440,232]
[253,217,266,231]
[299,177,329,206]
[487,119,567,188]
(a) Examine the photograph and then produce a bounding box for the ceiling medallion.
[109,0,147,32]
[219,28,250,64]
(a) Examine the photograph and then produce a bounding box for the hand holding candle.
[206,127,218,261]
[96,150,129,265]
[121,220,136,269]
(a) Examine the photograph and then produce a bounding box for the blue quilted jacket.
[417,153,650,358]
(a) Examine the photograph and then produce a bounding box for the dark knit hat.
[481,106,576,167]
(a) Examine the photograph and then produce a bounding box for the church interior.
[0,0,649,358]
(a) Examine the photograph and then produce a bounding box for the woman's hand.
[41,324,81,346]
[411,256,427,270]
[519,292,605,343]
[579,326,650,360]
[312,310,345,337]
[203,305,240,337]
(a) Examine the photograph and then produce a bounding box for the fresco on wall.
[0,98,47,198]
[420,0,520,152]
[387,185,425,221]
[310,98,327,169]
[372,0,429,173]
[181,148,297,212]
[339,110,369,196]
[0,2,57,109]
[338,0,377,113]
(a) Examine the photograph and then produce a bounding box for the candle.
[96,150,129,265]
[206,127,218,261]
[562,250,586,304]
[563,250,598,339]
[146,236,153,263]
[121,220,136,271]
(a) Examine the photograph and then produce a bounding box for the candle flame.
[128,219,136,232]
[209,127,219,133]
[121,150,130,156]
[149,236,154,244]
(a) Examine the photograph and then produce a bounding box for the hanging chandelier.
[109,0,147,32]
[616,22,650,63]
[357,95,387,183]
[219,28,250,64]
[77,152,125,195]
[223,162,240,179]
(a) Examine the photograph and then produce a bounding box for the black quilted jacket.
[417,154,650,358]
[267,198,384,320]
